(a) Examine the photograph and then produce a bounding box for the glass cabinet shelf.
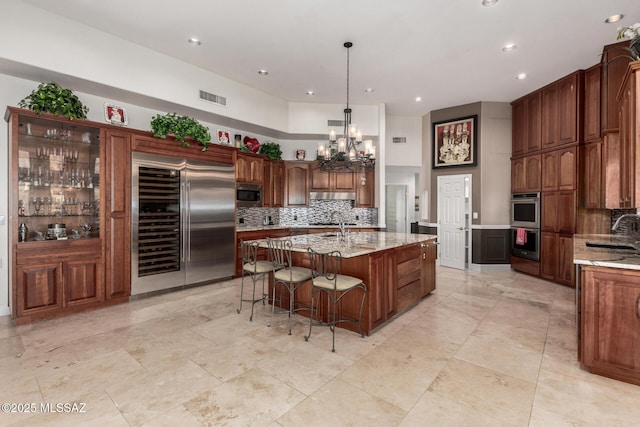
[16,115,100,242]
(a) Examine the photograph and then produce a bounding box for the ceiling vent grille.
[327,120,344,127]
[392,137,407,143]
[199,90,227,107]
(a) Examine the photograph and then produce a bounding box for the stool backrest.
[307,248,342,281]
[240,240,261,265]
[266,237,293,270]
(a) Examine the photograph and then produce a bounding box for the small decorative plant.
[150,113,212,151]
[18,82,89,119]
[258,141,282,160]
[616,23,640,60]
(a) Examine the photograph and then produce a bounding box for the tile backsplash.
[238,200,377,227]
[611,208,640,237]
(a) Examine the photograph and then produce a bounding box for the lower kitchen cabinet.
[540,233,574,287]
[580,266,640,386]
[15,240,104,324]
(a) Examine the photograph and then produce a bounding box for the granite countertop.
[237,224,381,232]
[574,234,640,271]
[248,231,437,258]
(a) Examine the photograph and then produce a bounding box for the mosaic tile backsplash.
[611,208,640,238]
[237,200,378,227]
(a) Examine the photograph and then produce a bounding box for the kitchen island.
[574,234,640,386]
[249,232,437,335]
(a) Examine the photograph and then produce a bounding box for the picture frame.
[432,115,477,169]
[295,149,306,160]
[104,103,127,126]
[217,129,231,145]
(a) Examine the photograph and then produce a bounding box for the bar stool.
[304,248,367,352]
[266,237,312,334]
[237,240,275,321]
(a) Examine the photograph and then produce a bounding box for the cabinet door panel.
[541,192,558,232]
[512,99,527,156]
[540,232,557,280]
[542,84,559,148]
[511,158,525,193]
[65,259,104,306]
[583,142,603,208]
[557,236,574,286]
[285,163,309,206]
[525,155,541,191]
[541,151,558,191]
[310,164,330,191]
[356,170,375,207]
[17,262,64,315]
[272,161,285,207]
[527,92,542,152]
[557,191,576,234]
[332,172,355,191]
[584,65,601,141]
[559,74,579,144]
[558,147,577,190]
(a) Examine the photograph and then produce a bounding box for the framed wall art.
[104,103,128,126]
[217,129,231,145]
[432,115,477,169]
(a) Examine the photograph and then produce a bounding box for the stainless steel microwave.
[511,192,540,229]
[236,183,262,208]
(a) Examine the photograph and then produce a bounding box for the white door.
[385,185,407,233]
[437,175,467,270]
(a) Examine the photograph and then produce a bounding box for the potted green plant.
[18,82,89,119]
[258,141,282,160]
[150,112,212,151]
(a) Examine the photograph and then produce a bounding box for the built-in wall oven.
[510,192,541,261]
[510,227,540,261]
[511,192,540,228]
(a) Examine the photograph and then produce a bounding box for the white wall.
[418,113,433,223]
[479,102,512,226]
[288,103,380,136]
[385,115,422,167]
[386,167,421,225]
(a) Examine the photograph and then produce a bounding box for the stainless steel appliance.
[131,152,235,295]
[236,183,262,208]
[510,192,540,229]
[510,227,540,261]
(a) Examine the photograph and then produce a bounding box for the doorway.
[437,174,472,270]
[385,184,407,233]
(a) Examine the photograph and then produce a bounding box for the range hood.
[309,192,356,200]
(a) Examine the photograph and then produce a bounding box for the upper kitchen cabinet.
[542,72,582,148]
[601,41,633,135]
[511,92,541,156]
[284,161,309,207]
[511,155,541,193]
[356,170,376,208]
[235,151,264,184]
[263,160,284,207]
[609,61,640,209]
[584,64,602,142]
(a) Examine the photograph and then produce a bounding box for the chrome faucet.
[330,210,346,240]
[611,214,640,232]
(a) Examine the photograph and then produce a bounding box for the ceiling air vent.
[392,137,407,143]
[199,90,227,107]
[327,120,345,127]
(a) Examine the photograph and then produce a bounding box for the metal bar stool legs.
[237,240,273,321]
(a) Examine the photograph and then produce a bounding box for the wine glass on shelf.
[34,197,42,216]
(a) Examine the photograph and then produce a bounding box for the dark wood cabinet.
[236,152,264,184]
[540,233,573,286]
[104,130,131,300]
[262,160,285,207]
[582,141,603,208]
[511,155,541,193]
[356,170,375,207]
[16,261,64,316]
[558,73,580,145]
[584,64,602,141]
[369,251,396,329]
[332,172,356,191]
[542,84,559,148]
[542,147,576,192]
[512,93,542,155]
[581,266,640,386]
[284,161,310,206]
[65,258,103,307]
[310,163,330,191]
[541,151,558,192]
[601,41,633,134]
[310,163,358,193]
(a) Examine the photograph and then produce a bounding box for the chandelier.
[317,42,375,181]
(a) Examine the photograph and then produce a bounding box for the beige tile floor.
[1,267,640,426]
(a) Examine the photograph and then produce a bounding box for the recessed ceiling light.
[365,88,374,93]
[188,38,201,45]
[415,96,422,102]
[502,43,517,52]
[516,73,527,80]
[258,69,269,76]
[306,90,315,96]
[605,14,623,23]
[482,0,498,6]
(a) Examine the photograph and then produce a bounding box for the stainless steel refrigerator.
[131,152,235,295]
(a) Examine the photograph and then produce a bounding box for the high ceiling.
[21,0,640,116]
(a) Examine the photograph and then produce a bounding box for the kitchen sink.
[585,241,638,251]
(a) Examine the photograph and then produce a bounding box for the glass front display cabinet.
[15,115,100,242]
